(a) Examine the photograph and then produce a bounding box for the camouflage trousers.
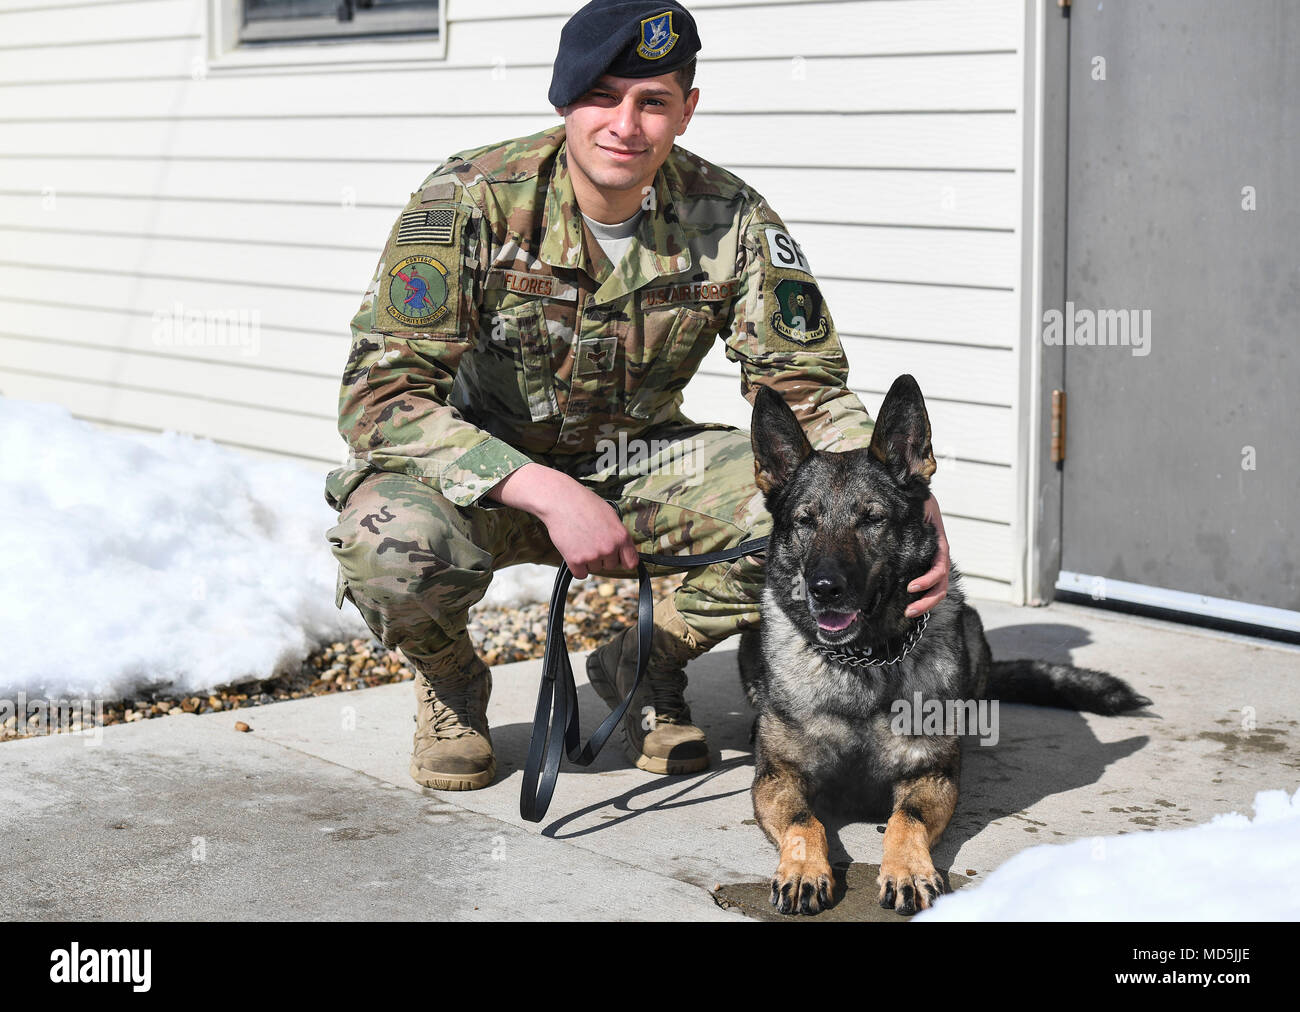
[325,422,772,681]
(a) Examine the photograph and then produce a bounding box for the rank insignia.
[637,11,679,60]
[385,255,450,328]
[770,280,828,344]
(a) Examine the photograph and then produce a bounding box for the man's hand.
[487,462,638,579]
[906,493,950,617]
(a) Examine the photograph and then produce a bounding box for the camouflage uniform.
[325,123,875,683]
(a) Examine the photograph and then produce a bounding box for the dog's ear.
[868,374,936,487]
[750,384,812,495]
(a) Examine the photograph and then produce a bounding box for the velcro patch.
[766,278,828,347]
[377,252,459,334]
[763,227,813,276]
[576,334,618,376]
[640,278,740,310]
[420,181,457,202]
[397,206,456,245]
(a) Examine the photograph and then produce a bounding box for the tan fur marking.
[916,419,936,478]
[753,762,834,914]
[877,775,957,912]
[752,761,808,846]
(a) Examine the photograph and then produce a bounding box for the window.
[240,0,439,44]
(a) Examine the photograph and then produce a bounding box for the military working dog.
[738,375,1151,916]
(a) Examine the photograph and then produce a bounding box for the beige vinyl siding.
[0,0,1026,600]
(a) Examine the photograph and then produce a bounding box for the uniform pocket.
[626,307,714,421]
[493,301,560,422]
[326,521,353,609]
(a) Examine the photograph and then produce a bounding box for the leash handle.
[519,513,769,823]
[519,559,651,822]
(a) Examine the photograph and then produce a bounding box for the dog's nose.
[808,569,846,605]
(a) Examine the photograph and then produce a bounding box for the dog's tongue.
[816,611,859,632]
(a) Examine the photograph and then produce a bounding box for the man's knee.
[326,471,493,615]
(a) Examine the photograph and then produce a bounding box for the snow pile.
[0,397,556,700]
[916,787,1300,920]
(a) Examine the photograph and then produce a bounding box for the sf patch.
[763,227,812,275]
[770,279,828,345]
[638,11,679,60]
[384,254,450,329]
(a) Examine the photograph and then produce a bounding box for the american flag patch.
[396,206,456,245]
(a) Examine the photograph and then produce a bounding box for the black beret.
[549,1,701,108]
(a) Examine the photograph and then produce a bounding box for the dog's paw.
[770,856,834,915]
[877,859,946,915]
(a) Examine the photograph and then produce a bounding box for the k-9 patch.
[382,254,451,329]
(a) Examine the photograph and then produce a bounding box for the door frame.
[1019,0,1069,606]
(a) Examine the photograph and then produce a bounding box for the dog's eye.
[794,512,817,529]
[857,507,887,526]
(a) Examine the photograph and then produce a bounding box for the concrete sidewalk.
[2,598,1296,921]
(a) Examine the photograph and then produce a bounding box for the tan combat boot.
[408,647,496,791]
[586,599,714,775]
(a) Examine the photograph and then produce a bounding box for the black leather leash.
[519,508,769,823]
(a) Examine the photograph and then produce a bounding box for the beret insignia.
[637,12,679,60]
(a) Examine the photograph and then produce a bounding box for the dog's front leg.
[753,754,834,914]
[878,770,957,914]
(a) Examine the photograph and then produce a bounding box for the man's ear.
[751,384,812,496]
[678,87,700,135]
[868,374,936,487]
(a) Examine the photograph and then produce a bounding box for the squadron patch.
[384,255,450,328]
[770,279,828,345]
[637,11,679,60]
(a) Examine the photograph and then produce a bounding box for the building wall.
[0,0,1026,601]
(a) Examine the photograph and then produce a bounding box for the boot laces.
[417,676,482,741]
[645,663,690,724]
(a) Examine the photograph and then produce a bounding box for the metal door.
[1058,0,1299,628]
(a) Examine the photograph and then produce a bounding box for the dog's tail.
[986,660,1151,716]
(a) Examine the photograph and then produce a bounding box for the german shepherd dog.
[738,376,1151,916]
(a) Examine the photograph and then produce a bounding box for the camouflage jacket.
[325,124,875,511]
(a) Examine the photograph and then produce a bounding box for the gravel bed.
[1,573,683,742]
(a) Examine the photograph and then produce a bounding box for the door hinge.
[1058,0,1071,17]
[1051,389,1067,464]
